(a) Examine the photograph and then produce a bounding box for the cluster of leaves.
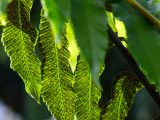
[0,0,160,120]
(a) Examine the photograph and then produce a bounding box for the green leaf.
[41,0,70,43]
[106,12,127,39]
[107,12,117,33]
[74,55,101,120]
[113,2,160,91]
[0,0,11,13]
[0,0,11,26]
[1,0,41,102]
[39,11,75,120]
[71,0,108,88]
[0,13,7,26]
[66,21,79,72]
[148,0,160,18]
[102,72,143,120]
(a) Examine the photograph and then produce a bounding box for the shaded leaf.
[41,0,70,42]
[1,0,41,102]
[112,2,160,91]
[102,72,143,120]
[71,0,108,88]
[39,11,75,120]
[74,55,101,120]
[0,0,11,13]
[148,0,160,18]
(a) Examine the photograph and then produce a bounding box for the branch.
[127,0,160,29]
[108,27,160,108]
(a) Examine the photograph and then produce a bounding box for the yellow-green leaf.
[74,55,101,120]
[39,11,75,120]
[1,0,41,102]
[102,72,143,120]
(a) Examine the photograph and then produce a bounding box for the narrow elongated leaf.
[66,22,79,72]
[41,0,70,42]
[74,55,101,120]
[1,0,41,102]
[107,12,117,33]
[71,0,108,88]
[113,2,160,91]
[102,72,143,120]
[39,11,75,120]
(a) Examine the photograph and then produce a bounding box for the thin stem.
[127,0,160,29]
[109,27,160,109]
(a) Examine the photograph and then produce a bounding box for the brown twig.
[108,27,160,109]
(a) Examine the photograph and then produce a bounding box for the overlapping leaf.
[41,0,70,42]
[39,11,75,120]
[74,55,101,120]
[112,2,160,91]
[1,0,41,102]
[66,22,79,72]
[102,72,143,120]
[71,0,108,88]
[0,0,11,26]
[0,0,11,13]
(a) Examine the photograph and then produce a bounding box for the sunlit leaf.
[66,22,79,72]
[1,0,41,102]
[107,12,117,32]
[39,11,75,120]
[74,55,101,120]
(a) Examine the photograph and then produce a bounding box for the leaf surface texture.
[39,11,75,120]
[74,55,101,120]
[41,0,70,41]
[1,0,41,102]
[102,72,143,120]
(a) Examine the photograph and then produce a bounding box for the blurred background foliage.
[0,0,160,120]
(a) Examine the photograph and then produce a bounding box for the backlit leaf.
[1,0,41,102]
[39,11,75,120]
[74,55,101,120]
[102,72,143,120]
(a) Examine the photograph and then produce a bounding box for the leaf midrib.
[88,75,92,118]
[117,91,123,120]
[54,43,65,117]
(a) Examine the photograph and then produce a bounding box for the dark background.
[0,0,160,120]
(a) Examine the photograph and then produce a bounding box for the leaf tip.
[91,68,102,91]
[25,83,42,103]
